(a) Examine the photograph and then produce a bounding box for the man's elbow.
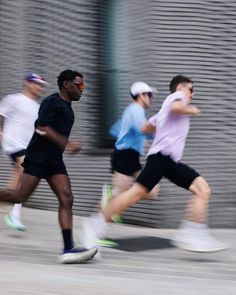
[35,125,48,136]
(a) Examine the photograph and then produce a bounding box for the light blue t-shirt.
[109,103,146,155]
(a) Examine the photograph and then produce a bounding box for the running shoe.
[101,184,122,224]
[4,214,26,231]
[95,238,118,248]
[172,220,229,252]
[59,247,98,264]
[111,213,122,224]
[101,184,113,208]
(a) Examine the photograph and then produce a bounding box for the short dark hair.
[57,69,83,90]
[169,75,192,93]
[130,92,138,100]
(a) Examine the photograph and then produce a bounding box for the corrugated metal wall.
[0,0,235,228]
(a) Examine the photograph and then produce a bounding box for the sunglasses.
[143,92,153,98]
[72,81,85,91]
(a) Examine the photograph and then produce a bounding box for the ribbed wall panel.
[0,0,235,228]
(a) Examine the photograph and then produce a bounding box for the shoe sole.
[172,240,229,253]
[95,239,118,247]
[59,247,98,264]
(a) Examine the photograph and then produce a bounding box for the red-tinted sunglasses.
[72,81,85,91]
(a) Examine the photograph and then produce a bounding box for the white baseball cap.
[130,82,157,97]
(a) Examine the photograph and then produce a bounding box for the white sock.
[10,203,22,220]
[91,212,108,238]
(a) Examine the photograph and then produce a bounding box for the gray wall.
[0,0,235,228]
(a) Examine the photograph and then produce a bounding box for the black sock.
[62,229,74,250]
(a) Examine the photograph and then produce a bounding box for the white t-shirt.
[0,93,39,154]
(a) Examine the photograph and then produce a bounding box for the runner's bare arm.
[171,100,200,115]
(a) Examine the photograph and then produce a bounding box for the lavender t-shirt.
[147,91,190,162]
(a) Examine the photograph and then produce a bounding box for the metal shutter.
[0,0,235,228]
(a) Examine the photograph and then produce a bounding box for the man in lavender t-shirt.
[83,75,228,253]
[146,89,191,162]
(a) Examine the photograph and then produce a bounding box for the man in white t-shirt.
[0,73,47,230]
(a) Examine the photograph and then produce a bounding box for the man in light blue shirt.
[111,102,146,155]
[101,82,159,228]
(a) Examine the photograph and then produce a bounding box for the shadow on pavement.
[111,236,175,252]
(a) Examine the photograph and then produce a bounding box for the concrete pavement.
[0,205,235,295]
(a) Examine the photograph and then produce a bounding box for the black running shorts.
[10,149,26,163]
[136,152,200,191]
[110,148,142,176]
[22,156,68,179]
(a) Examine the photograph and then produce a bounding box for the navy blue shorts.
[136,152,200,191]
[22,156,68,179]
[111,148,142,176]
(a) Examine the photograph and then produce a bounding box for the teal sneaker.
[4,214,26,231]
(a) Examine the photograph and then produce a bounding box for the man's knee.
[190,176,211,200]
[58,190,73,207]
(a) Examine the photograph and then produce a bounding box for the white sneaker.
[4,214,26,231]
[172,221,229,252]
[80,213,108,249]
[58,247,98,264]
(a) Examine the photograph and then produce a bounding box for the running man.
[82,75,228,253]
[101,82,160,224]
[0,73,47,231]
[0,70,97,263]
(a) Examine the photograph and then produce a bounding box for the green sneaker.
[4,214,26,231]
[101,184,113,209]
[101,184,122,224]
[95,238,118,248]
[111,213,122,224]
